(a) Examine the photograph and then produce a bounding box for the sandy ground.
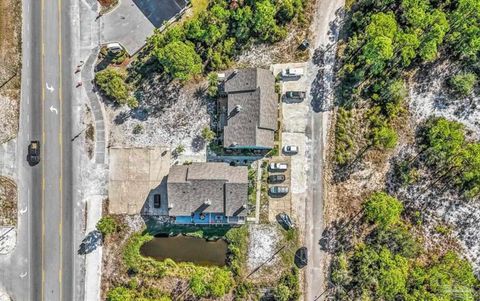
[106,79,210,163]
[0,176,17,227]
[0,0,21,143]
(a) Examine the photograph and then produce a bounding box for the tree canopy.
[363,192,403,228]
[155,41,203,81]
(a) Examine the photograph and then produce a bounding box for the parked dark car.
[154,194,161,208]
[27,141,40,166]
[298,39,310,51]
[269,186,289,196]
[285,91,306,99]
[278,212,294,230]
[295,247,308,268]
[268,174,286,184]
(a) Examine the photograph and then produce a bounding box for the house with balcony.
[166,162,248,225]
[218,68,278,150]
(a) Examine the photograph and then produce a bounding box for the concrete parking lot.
[267,156,292,222]
[270,62,310,224]
[100,0,188,54]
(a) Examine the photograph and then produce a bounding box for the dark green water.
[139,235,228,266]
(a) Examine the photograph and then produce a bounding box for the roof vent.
[234,105,242,113]
[204,200,212,206]
[168,203,174,209]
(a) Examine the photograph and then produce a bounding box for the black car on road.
[27,141,40,166]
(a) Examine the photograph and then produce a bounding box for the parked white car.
[283,145,298,154]
[281,68,304,78]
[269,162,288,171]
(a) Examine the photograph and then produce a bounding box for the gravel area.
[247,224,280,271]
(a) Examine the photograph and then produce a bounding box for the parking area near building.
[100,0,188,54]
[108,147,170,215]
[270,62,310,227]
[266,156,292,222]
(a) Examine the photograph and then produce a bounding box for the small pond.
[140,235,228,266]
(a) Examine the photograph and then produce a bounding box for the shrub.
[132,124,144,135]
[449,72,476,96]
[201,127,215,142]
[207,72,219,97]
[95,68,131,105]
[96,216,117,236]
[363,192,403,228]
[106,286,134,301]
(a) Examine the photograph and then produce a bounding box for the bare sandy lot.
[0,0,21,143]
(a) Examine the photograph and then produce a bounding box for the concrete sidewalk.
[83,196,104,301]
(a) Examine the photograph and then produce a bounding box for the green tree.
[94,68,130,105]
[423,117,465,166]
[401,0,430,28]
[447,0,480,61]
[419,9,449,62]
[231,6,254,42]
[253,0,279,42]
[155,41,202,81]
[96,216,117,236]
[396,30,420,66]
[459,143,480,198]
[372,124,398,149]
[363,192,403,228]
[277,0,295,23]
[449,72,477,96]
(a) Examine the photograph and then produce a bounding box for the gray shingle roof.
[222,68,277,148]
[167,163,248,216]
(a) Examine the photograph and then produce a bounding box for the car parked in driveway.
[283,145,298,154]
[285,91,306,101]
[295,247,308,268]
[268,174,286,184]
[278,212,295,230]
[269,186,289,196]
[281,68,303,78]
[269,162,288,171]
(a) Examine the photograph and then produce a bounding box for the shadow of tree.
[78,230,102,255]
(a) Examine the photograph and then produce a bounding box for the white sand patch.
[247,224,280,270]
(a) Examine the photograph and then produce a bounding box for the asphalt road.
[305,0,344,300]
[25,0,75,300]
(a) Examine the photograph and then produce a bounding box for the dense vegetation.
[334,0,480,166]
[96,215,118,237]
[94,68,138,107]
[105,226,250,300]
[142,0,307,80]
[330,192,479,300]
[420,117,480,198]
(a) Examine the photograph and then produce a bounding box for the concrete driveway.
[100,0,188,54]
